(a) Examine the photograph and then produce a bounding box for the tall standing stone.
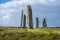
[36,17,39,28]
[27,5,33,29]
[20,10,23,28]
[43,18,47,28]
[23,15,26,28]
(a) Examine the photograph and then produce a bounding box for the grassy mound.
[0,27,60,40]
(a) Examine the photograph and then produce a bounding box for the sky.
[0,0,60,27]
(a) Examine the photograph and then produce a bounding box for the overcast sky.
[0,0,60,27]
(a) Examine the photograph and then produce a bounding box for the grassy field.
[0,27,60,40]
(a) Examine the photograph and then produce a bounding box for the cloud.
[0,0,60,26]
[11,0,59,5]
[2,13,12,21]
[0,0,26,26]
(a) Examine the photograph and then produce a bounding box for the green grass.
[0,27,60,40]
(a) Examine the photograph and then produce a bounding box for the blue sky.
[0,0,60,27]
[0,0,11,4]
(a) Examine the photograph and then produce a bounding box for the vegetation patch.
[0,27,60,40]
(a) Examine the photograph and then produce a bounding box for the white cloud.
[0,1,25,25]
[0,13,12,25]
[2,13,12,21]
[11,0,60,5]
[0,0,60,26]
[49,0,54,2]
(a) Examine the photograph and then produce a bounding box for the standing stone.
[23,15,26,28]
[43,18,47,28]
[36,17,39,28]
[27,5,33,29]
[20,10,23,28]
